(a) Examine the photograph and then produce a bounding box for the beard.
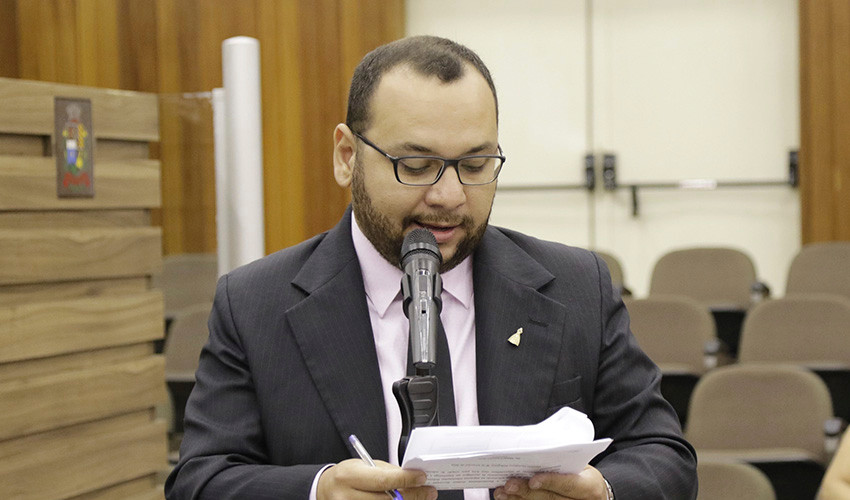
[350,160,490,273]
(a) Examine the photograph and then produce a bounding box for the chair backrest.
[686,364,833,463]
[155,253,219,317]
[649,247,757,308]
[626,295,716,374]
[738,295,850,365]
[786,242,850,300]
[164,302,213,382]
[697,460,776,500]
[594,250,625,291]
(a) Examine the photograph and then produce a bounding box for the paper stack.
[401,407,612,490]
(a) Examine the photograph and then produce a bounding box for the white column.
[215,36,265,276]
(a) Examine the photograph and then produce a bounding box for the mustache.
[404,214,473,228]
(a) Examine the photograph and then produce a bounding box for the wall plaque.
[55,97,95,197]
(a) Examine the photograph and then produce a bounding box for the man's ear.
[333,124,356,188]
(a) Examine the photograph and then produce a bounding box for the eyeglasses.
[353,132,505,186]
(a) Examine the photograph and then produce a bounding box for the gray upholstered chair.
[737,294,850,425]
[786,242,850,301]
[649,246,767,356]
[594,250,631,297]
[626,295,721,426]
[697,460,775,500]
[687,364,834,500]
[164,302,213,446]
[153,253,218,321]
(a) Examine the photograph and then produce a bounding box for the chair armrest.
[825,417,848,461]
[750,281,771,304]
[703,338,733,369]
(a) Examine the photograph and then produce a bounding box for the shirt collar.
[351,214,474,318]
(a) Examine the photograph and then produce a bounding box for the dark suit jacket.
[165,209,697,499]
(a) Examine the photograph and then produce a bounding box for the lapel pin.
[507,327,523,347]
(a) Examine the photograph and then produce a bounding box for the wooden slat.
[0,356,167,440]
[0,343,152,384]
[0,291,163,363]
[0,1,19,78]
[0,277,149,307]
[0,227,161,285]
[70,476,163,500]
[0,412,167,500]
[0,77,158,141]
[96,139,151,161]
[0,133,47,156]
[0,155,160,210]
[799,0,850,242]
[0,210,150,229]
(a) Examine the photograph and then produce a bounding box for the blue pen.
[348,434,404,500]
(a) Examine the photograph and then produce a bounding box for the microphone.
[400,228,443,373]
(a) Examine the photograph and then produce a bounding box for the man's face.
[335,64,499,272]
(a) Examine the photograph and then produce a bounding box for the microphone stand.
[392,359,440,462]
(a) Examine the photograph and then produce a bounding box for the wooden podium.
[0,78,167,499]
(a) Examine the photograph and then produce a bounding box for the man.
[166,36,697,500]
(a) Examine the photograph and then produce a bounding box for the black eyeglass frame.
[353,132,506,186]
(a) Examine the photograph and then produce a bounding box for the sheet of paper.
[401,407,612,490]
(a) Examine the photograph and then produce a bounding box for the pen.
[348,434,404,500]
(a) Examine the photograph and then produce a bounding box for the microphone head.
[400,228,442,268]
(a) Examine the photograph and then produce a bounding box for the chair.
[786,242,850,301]
[649,247,766,356]
[594,250,631,296]
[626,295,721,425]
[686,364,834,500]
[164,303,213,438]
[737,295,850,424]
[153,253,218,320]
[697,460,775,500]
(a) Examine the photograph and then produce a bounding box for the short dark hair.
[345,35,498,134]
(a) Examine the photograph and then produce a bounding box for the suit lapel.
[473,228,568,427]
[286,210,390,461]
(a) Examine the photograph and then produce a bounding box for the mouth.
[411,221,461,244]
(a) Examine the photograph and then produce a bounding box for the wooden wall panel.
[0,211,150,229]
[0,343,152,383]
[0,156,161,210]
[0,78,166,498]
[0,227,161,284]
[0,278,148,308]
[0,356,166,440]
[96,139,152,161]
[799,0,850,242]
[0,1,19,78]
[0,78,159,140]
[156,95,216,254]
[0,0,405,255]
[0,291,163,363]
[0,133,47,156]
[70,477,162,500]
[0,412,166,500]
[297,0,349,240]
[258,0,307,248]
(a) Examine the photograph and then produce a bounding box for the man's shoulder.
[485,225,601,273]
[225,230,329,286]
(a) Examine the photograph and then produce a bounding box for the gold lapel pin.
[507,327,523,347]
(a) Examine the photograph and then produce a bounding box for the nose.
[424,165,466,209]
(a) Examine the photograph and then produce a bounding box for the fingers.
[493,466,608,500]
[318,459,436,500]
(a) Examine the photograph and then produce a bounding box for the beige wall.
[407,0,804,296]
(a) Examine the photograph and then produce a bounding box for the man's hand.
[493,466,609,500]
[317,458,437,500]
